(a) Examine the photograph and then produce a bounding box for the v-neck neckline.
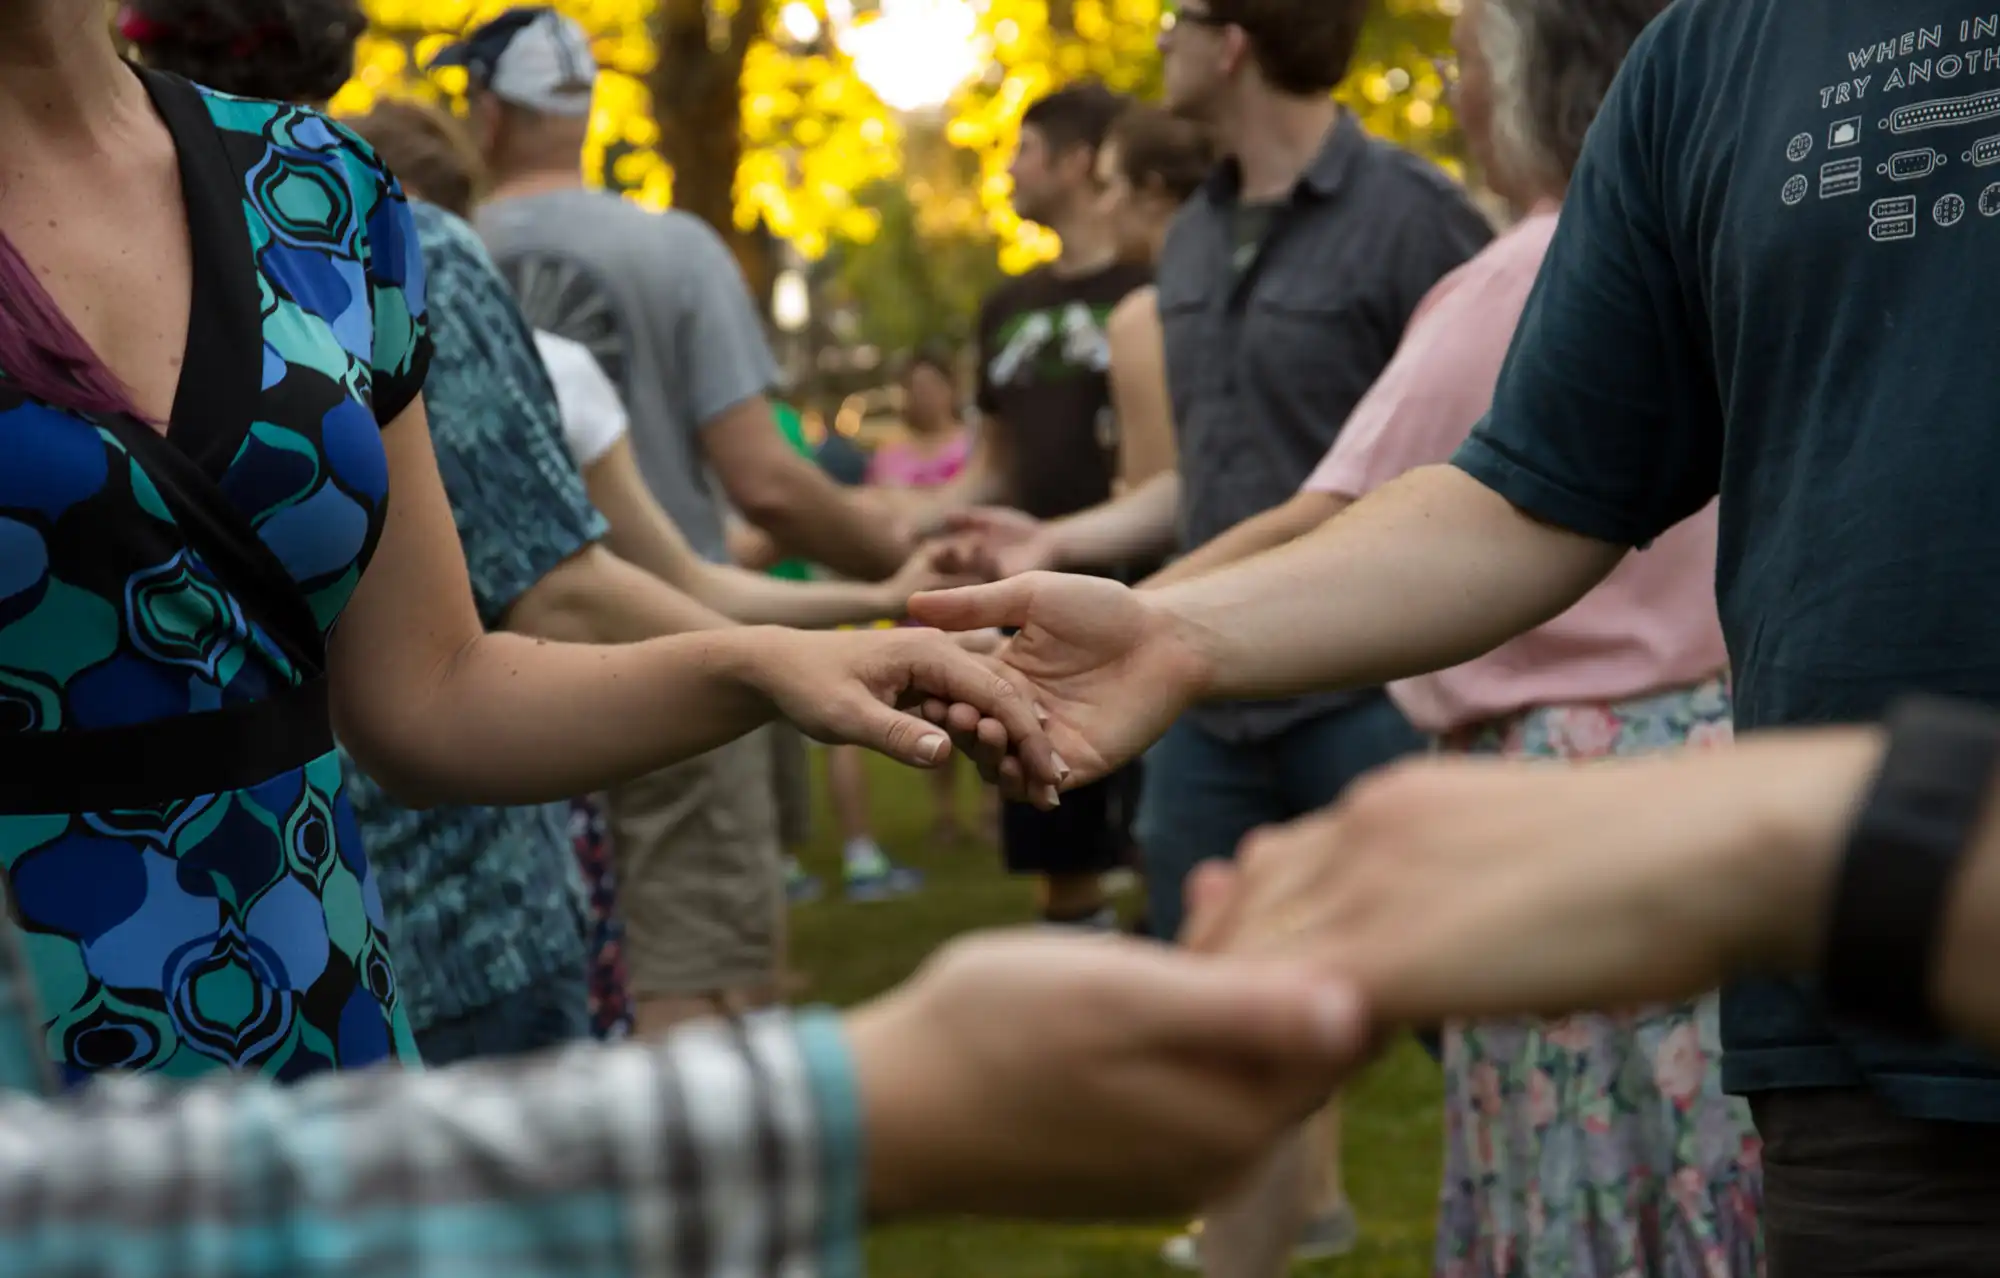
[131,65,262,484]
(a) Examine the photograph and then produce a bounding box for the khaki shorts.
[607,729,784,997]
[769,722,814,850]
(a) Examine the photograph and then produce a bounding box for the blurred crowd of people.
[1,0,1999,1275]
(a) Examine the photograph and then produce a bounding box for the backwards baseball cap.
[428,6,598,117]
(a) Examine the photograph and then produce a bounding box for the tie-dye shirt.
[0,71,428,1083]
[344,204,602,1037]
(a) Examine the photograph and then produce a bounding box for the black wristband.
[1821,695,2000,1037]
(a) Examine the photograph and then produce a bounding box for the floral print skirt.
[568,797,632,1042]
[1433,677,1762,1278]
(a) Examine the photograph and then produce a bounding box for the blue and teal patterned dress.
[0,69,428,1084]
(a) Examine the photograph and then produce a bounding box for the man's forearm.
[0,1008,862,1277]
[1140,492,1344,592]
[1155,466,1625,703]
[751,473,907,581]
[1046,473,1182,572]
[1939,795,2000,1044]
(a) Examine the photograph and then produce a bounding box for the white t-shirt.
[534,330,629,468]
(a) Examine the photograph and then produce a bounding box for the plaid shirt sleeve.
[0,909,866,1278]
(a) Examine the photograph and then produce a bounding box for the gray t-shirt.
[478,190,778,562]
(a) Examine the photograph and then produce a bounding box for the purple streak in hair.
[0,229,145,419]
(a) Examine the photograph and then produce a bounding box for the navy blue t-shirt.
[1454,0,2000,1122]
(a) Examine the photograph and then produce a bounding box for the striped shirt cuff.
[0,1006,867,1277]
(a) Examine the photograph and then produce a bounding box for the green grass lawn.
[788,749,1444,1278]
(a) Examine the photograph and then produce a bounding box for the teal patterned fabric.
[0,73,428,1083]
[343,203,601,1037]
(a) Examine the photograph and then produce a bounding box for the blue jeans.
[1136,693,1424,943]
[415,964,593,1067]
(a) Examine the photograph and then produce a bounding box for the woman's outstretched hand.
[725,625,1070,807]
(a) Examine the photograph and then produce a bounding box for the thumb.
[836,697,955,769]
[908,576,1036,633]
[1134,953,1370,1072]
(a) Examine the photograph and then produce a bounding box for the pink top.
[1306,207,1727,734]
[867,430,971,489]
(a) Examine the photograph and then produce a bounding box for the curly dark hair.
[122,0,367,104]
[1019,80,1131,158]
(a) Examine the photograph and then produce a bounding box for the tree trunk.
[651,0,774,305]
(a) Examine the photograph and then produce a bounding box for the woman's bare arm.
[327,399,1055,807]
[586,439,943,628]
[1108,288,1178,491]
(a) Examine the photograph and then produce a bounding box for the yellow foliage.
[340,0,1460,273]
[342,0,896,247]
[945,0,1464,273]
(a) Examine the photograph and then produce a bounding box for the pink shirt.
[1306,208,1727,734]
[867,430,971,489]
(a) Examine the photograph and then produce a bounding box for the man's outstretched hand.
[908,572,1215,799]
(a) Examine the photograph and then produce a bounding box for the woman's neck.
[0,2,138,145]
[1505,184,1566,223]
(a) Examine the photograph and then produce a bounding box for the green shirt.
[767,402,814,581]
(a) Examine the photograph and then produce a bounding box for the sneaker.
[842,839,923,901]
[1159,1207,1358,1270]
[845,864,924,902]
[785,861,823,906]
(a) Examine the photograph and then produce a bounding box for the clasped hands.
[847,686,1878,1223]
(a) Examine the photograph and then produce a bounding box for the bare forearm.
[1721,724,2000,1047]
[593,490,887,628]
[515,546,735,640]
[337,549,767,804]
[368,623,784,806]
[1157,466,1624,703]
[749,474,906,581]
[1929,761,2000,1044]
[1047,474,1181,571]
[1140,492,1343,592]
[694,562,900,628]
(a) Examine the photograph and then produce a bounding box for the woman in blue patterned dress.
[0,0,1055,1085]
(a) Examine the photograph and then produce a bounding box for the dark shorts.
[414,962,593,1067]
[1754,1086,2000,1277]
[1000,764,1141,877]
[1135,692,1423,942]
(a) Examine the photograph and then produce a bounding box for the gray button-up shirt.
[1160,112,1493,744]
